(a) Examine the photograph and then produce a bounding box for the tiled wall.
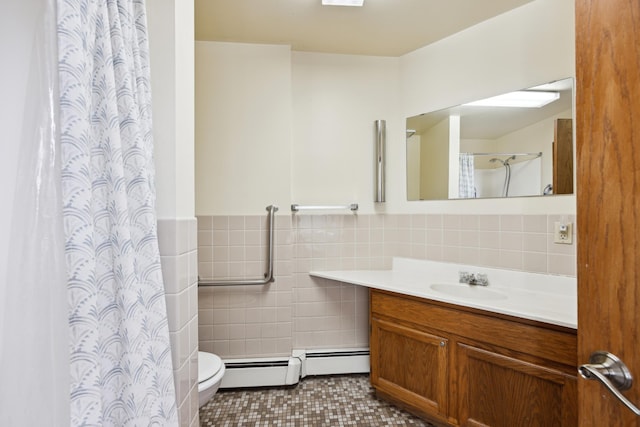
[197,214,294,357]
[387,213,577,276]
[198,213,576,359]
[158,218,199,427]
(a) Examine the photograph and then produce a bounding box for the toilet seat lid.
[198,351,223,383]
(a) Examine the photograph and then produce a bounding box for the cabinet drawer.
[371,289,576,367]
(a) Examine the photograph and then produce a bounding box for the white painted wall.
[493,109,573,190]
[147,0,195,219]
[475,158,543,198]
[460,107,573,198]
[420,118,450,200]
[194,0,574,216]
[194,46,399,215]
[291,52,399,212]
[448,115,461,198]
[398,0,575,214]
[406,135,421,200]
[508,158,543,196]
[195,42,293,215]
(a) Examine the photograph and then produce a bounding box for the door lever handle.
[579,351,640,416]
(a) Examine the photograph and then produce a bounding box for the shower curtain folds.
[56,0,178,425]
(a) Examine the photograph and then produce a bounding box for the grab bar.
[198,205,278,287]
[291,203,358,212]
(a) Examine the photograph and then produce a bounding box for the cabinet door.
[370,317,448,418]
[456,343,577,427]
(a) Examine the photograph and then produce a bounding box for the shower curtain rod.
[461,151,542,157]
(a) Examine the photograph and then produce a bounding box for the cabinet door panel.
[457,343,577,427]
[371,317,448,416]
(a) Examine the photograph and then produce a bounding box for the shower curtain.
[0,0,70,424]
[56,0,178,425]
[459,153,476,198]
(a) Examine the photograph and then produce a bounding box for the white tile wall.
[198,214,294,358]
[197,213,577,359]
[158,218,199,427]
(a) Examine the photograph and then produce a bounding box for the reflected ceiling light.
[322,0,364,6]
[464,91,560,108]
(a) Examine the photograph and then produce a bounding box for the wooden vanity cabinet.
[369,289,578,427]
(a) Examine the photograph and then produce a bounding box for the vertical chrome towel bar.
[374,119,386,203]
[198,205,278,287]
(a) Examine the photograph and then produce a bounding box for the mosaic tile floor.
[199,374,435,426]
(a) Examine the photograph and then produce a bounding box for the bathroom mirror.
[406,78,574,200]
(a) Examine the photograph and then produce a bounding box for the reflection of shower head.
[406,129,416,138]
[490,156,515,197]
[489,155,516,166]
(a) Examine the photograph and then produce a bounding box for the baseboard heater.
[220,348,370,389]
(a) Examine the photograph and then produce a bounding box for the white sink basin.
[429,283,508,300]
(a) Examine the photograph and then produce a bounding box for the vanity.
[311,258,577,427]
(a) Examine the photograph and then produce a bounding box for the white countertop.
[310,258,577,329]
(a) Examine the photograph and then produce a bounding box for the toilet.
[198,351,226,408]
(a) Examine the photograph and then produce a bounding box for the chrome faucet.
[459,271,489,286]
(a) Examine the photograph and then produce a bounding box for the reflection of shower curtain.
[459,153,476,198]
[57,0,178,425]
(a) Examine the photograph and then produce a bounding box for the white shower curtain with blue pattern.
[459,153,476,198]
[56,0,178,425]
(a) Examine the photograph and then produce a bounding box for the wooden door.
[576,0,640,425]
[553,118,573,195]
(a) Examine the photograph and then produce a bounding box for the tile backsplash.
[197,213,576,359]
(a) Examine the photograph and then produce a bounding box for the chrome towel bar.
[198,205,278,287]
[460,151,542,158]
[290,204,358,212]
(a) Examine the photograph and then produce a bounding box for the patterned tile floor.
[199,374,435,426]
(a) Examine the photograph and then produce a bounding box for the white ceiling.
[195,0,534,57]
